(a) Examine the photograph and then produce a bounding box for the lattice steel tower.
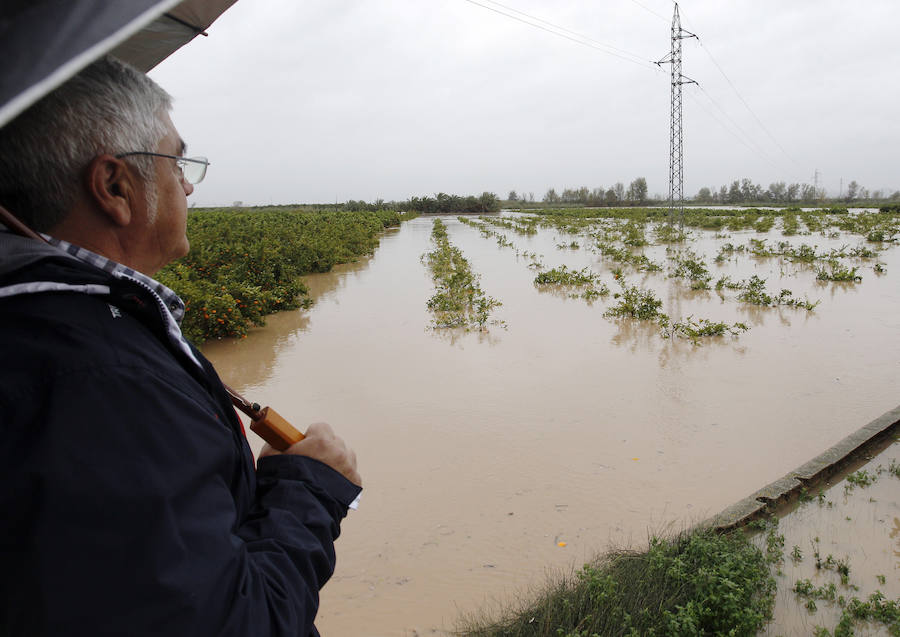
[656,3,696,226]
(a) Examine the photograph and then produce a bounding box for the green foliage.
[815,259,862,282]
[764,527,785,565]
[669,249,712,290]
[781,211,800,236]
[604,281,664,321]
[621,220,648,247]
[157,207,402,343]
[754,215,776,233]
[480,215,540,236]
[458,529,776,637]
[714,243,744,263]
[786,243,819,263]
[661,316,749,344]
[730,275,818,310]
[801,211,824,232]
[595,241,662,272]
[737,275,773,305]
[889,460,900,479]
[534,266,609,301]
[407,192,500,214]
[534,266,599,287]
[845,469,877,489]
[424,219,502,329]
[714,275,743,290]
[795,577,900,635]
[654,223,688,243]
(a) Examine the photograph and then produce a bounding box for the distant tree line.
[405,192,500,213]
[508,177,651,207]
[339,192,500,214]
[694,178,900,205]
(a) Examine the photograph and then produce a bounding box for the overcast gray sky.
[149,0,900,206]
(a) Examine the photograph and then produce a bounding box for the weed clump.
[595,241,662,272]
[654,223,688,243]
[669,249,712,290]
[661,316,750,344]
[738,275,773,305]
[458,529,776,637]
[815,259,862,282]
[534,266,597,287]
[604,281,664,321]
[533,266,609,301]
[734,275,819,310]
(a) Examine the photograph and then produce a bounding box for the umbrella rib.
[163,13,208,37]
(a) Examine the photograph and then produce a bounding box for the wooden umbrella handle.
[249,406,305,451]
[223,384,305,450]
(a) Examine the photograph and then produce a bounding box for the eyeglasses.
[115,152,210,185]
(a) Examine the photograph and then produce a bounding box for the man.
[0,56,361,636]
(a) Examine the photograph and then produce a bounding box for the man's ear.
[84,154,141,227]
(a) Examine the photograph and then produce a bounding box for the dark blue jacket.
[0,233,361,636]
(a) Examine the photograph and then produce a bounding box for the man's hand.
[259,422,361,486]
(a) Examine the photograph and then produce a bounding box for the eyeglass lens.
[180,157,208,185]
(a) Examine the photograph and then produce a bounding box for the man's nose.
[183,179,194,196]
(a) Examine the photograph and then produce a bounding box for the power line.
[461,0,660,71]
[684,88,782,173]
[483,0,651,63]
[628,0,669,22]
[695,86,783,170]
[677,4,797,166]
[698,42,798,165]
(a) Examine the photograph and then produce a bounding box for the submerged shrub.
[815,259,862,282]
[604,280,664,321]
[424,219,502,330]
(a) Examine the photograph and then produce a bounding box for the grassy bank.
[158,207,413,343]
[458,528,776,637]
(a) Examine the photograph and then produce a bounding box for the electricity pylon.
[656,3,697,227]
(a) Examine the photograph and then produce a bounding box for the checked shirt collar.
[43,234,202,370]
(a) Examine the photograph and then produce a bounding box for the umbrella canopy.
[0,0,238,129]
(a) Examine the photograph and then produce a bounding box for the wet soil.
[202,213,900,636]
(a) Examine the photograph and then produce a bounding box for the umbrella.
[0,0,238,129]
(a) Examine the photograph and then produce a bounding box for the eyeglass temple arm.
[0,203,301,451]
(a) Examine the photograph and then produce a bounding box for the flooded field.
[760,437,900,636]
[202,211,900,635]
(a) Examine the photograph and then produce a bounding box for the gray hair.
[0,56,172,232]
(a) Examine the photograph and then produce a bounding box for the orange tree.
[158,207,403,343]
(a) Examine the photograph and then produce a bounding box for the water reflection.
[200,253,377,392]
[609,318,657,352]
[428,325,503,347]
[201,310,312,391]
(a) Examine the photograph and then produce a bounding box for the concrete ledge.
[706,404,900,532]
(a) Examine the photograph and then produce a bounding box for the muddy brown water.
[759,439,900,636]
[202,213,900,636]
